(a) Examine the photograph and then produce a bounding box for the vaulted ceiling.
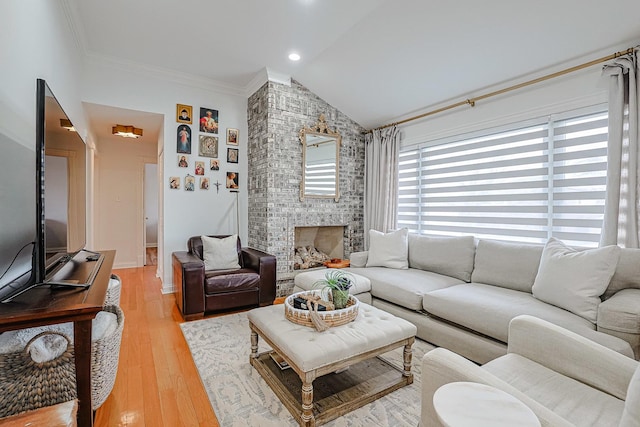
[69,0,640,129]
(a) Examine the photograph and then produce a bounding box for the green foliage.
[312,269,353,292]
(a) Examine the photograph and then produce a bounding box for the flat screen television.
[0,79,91,302]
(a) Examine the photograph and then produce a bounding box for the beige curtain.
[364,126,400,248]
[601,52,639,248]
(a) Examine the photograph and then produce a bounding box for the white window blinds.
[398,108,608,247]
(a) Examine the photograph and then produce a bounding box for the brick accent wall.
[247,80,366,296]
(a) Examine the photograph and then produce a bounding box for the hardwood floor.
[95,265,219,427]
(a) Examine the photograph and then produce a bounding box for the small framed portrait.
[185,175,195,191]
[195,161,205,176]
[199,107,219,134]
[227,148,239,164]
[178,155,189,168]
[176,104,192,124]
[169,176,180,189]
[199,135,218,158]
[177,125,192,154]
[210,159,220,171]
[226,171,239,189]
[200,177,210,190]
[226,128,239,145]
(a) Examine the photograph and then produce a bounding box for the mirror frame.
[299,114,341,202]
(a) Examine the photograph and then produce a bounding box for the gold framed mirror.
[299,114,341,202]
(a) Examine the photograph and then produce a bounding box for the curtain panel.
[601,52,640,248]
[364,126,400,248]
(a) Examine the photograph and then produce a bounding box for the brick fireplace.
[247,79,366,296]
[294,225,346,265]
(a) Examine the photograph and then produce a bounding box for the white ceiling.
[70,0,640,130]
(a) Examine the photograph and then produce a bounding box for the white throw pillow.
[532,237,620,323]
[202,235,241,270]
[366,229,409,269]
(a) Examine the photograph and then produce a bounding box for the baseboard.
[161,283,175,294]
[113,261,138,269]
[146,243,158,248]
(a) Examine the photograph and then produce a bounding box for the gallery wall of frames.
[170,103,239,193]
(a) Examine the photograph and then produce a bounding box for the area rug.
[180,311,435,427]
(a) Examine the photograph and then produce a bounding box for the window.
[398,108,608,247]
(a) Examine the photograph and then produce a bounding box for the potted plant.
[313,270,353,309]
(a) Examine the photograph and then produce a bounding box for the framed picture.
[226,171,239,189]
[227,148,239,164]
[199,135,218,158]
[200,177,210,190]
[210,159,220,171]
[226,128,239,145]
[199,107,219,134]
[169,176,180,189]
[177,125,192,154]
[185,175,195,191]
[178,155,189,168]
[176,104,192,124]
[195,161,205,176]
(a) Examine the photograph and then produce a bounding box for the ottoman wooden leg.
[250,327,259,360]
[403,337,414,383]
[301,379,315,427]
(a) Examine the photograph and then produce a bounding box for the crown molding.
[244,67,292,97]
[59,0,88,55]
[84,53,246,97]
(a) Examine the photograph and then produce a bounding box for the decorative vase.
[332,289,349,309]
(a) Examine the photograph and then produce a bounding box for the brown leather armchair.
[172,235,276,320]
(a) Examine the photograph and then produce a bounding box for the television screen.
[37,81,87,282]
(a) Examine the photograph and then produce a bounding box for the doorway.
[144,163,158,266]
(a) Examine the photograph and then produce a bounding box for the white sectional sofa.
[294,231,640,364]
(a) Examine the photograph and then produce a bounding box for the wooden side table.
[0,251,115,427]
[433,382,541,427]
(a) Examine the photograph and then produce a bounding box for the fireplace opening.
[294,226,345,270]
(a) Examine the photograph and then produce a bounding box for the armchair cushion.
[204,268,260,294]
[201,234,241,270]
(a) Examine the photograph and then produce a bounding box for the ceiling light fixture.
[60,118,76,132]
[288,53,301,61]
[112,124,143,139]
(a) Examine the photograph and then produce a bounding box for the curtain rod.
[366,46,637,134]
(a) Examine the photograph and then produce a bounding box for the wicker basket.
[105,273,122,307]
[0,305,125,417]
[285,291,359,328]
[90,304,125,409]
[0,331,77,418]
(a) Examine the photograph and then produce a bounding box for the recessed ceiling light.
[288,53,301,61]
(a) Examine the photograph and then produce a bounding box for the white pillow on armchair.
[201,235,241,270]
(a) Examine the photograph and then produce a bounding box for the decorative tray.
[284,291,359,328]
[323,259,351,269]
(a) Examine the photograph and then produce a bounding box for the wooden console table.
[0,250,115,427]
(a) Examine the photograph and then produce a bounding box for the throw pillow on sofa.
[408,234,475,282]
[202,234,241,270]
[366,228,409,269]
[532,237,620,323]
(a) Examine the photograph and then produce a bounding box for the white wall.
[0,0,87,149]
[81,58,248,291]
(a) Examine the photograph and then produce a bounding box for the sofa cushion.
[471,239,543,293]
[408,234,475,282]
[423,283,594,342]
[532,238,620,323]
[202,234,241,270]
[484,353,625,427]
[605,247,640,299]
[353,267,462,311]
[366,228,409,269]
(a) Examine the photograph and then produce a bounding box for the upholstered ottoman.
[293,269,373,304]
[248,303,416,426]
